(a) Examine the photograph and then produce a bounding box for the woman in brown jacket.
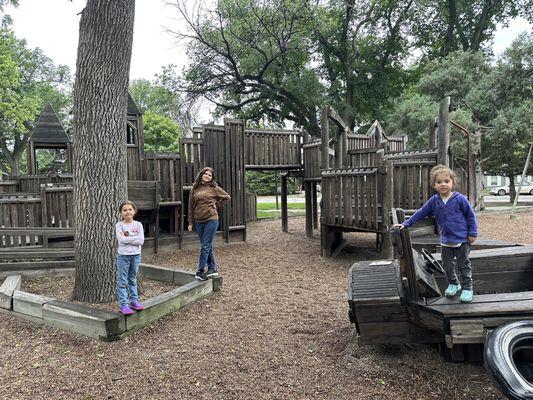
[188,167,230,280]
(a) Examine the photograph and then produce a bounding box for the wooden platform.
[411,292,533,348]
[348,216,533,360]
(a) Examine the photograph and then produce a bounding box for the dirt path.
[2,211,531,399]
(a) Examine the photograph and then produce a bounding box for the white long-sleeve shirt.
[115,221,144,255]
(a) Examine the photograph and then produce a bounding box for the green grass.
[256,202,306,211]
[257,208,306,219]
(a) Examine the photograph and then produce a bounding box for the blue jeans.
[195,219,218,273]
[116,254,141,307]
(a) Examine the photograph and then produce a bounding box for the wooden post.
[321,107,330,170]
[374,122,383,144]
[380,159,394,259]
[281,173,288,232]
[341,128,348,168]
[304,181,313,237]
[428,118,437,148]
[335,126,342,168]
[437,96,451,166]
[312,181,319,229]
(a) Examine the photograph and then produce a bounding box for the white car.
[489,181,533,196]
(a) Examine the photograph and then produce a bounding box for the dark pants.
[195,219,219,273]
[441,243,472,290]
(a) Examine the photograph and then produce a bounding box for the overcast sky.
[6,0,188,81]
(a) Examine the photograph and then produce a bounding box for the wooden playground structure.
[1,95,472,273]
[2,94,533,372]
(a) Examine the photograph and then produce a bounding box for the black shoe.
[206,270,219,278]
[195,271,207,281]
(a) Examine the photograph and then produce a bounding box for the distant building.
[484,175,533,188]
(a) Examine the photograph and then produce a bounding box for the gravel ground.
[1,210,532,399]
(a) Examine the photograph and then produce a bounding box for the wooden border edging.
[0,274,22,309]
[0,264,222,341]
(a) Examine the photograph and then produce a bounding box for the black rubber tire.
[484,320,533,399]
[498,189,507,196]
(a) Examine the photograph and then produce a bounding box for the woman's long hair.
[192,167,218,190]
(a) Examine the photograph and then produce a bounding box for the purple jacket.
[403,192,477,244]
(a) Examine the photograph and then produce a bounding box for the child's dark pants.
[441,243,472,290]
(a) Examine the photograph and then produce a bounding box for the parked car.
[489,181,533,196]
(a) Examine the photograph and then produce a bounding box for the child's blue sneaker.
[444,284,461,297]
[460,289,473,303]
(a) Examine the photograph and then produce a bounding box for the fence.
[244,129,302,169]
[144,153,181,204]
[0,184,73,248]
[180,138,203,187]
[7,174,73,193]
[0,180,18,193]
[388,149,438,210]
[321,168,385,231]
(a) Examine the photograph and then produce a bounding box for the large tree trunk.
[72,0,135,302]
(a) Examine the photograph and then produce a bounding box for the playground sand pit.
[1,211,532,399]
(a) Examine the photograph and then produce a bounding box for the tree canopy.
[171,0,530,137]
[0,25,71,176]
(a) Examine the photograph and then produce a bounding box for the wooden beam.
[0,274,22,310]
[437,96,451,166]
[321,106,330,170]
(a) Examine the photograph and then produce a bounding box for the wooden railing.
[180,138,203,187]
[244,129,302,169]
[7,174,73,193]
[388,149,438,210]
[347,147,381,168]
[144,153,181,204]
[0,180,18,193]
[40,185,74,228]
[321,167,387,231]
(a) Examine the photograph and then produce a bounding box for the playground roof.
[29,103,70,144]
[128,93,141,115]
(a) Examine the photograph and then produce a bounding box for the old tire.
[484,320,533,399]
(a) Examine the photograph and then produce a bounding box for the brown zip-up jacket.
[188,183,231,225]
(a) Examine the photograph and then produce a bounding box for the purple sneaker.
[120,305,133,315]
[130,301,144,311]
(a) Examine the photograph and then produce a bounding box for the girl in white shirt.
[115,200,145,315]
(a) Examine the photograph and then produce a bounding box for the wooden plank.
[0,228,74,236]
[0,274,22,309]
[12,290,55,319]
[0,260,75,271]
[123,279,213,334]
[425,298,533,318]
[43,300,125,340]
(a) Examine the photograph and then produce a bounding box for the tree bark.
[72,0,135,303]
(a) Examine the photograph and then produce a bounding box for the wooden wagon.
[348,210,533,362]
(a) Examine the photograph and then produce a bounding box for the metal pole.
[511,144,533,219]
[275,172,279,209]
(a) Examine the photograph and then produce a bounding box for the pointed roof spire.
[29,103,70,144]
[127,92,141,115]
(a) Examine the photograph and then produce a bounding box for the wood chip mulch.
[2,210,531,400]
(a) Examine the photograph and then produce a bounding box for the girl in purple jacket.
[394,165,478,302]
